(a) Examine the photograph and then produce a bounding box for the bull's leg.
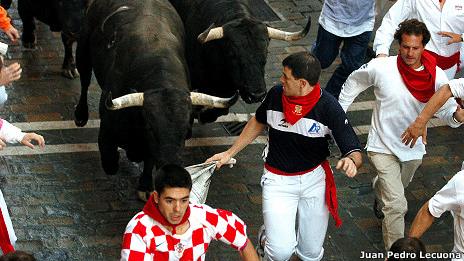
[74,87,88,127]
[137,158,155,202]
[98,127,120,175]
[61,32,79,79]
[18,0,36,49]
[74,29,92,127]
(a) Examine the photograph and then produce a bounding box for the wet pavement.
[0,0,462,260]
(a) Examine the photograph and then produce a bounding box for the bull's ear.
[197,23,224,43]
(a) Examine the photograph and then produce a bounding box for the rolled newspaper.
[185,158,236,204]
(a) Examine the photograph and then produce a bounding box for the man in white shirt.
[374,0,464,79]
[339,19,464,250]
[409,171,464,260]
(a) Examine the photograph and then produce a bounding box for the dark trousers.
[312,26,371,99]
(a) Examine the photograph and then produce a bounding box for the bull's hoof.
[74,105,88,127]
[137,190,154,202]
[74,118,87,127]
[101,159,119,175]
[62,68,80,79]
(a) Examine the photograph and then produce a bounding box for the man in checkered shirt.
[121,164,259,260]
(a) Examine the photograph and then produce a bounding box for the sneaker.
[373,198,384,219]
[256,225,266,260]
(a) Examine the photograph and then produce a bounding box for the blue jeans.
[312,26,372,99]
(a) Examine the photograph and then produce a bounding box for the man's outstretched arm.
[402,84,454,147]
[206,116,266,169]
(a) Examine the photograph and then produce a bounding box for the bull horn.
[197,24,224,43]
[106,92,144,110]
[190,92,238,108]
[267,16,311,41]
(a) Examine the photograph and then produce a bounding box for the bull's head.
[196,17,311,104]
[103,89,231,167]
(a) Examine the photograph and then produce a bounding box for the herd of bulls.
[4,0,311,201]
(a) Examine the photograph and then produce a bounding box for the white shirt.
[429,171,464,259]
[318,0,375,37]
[339,56,461,161]
[373,0,464,77]
[449,78,464,98]
[0,119,25,144]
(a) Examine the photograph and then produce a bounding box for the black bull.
[73,0,234,201]
[169,0,311,123]
[1,0,87,79]
[74,0,192,200]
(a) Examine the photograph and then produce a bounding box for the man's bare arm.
[401,84,453,147]
[409,200,435,238]
[206,116,265,169]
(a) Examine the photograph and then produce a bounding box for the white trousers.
[261,166,329,261]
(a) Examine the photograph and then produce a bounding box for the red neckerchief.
[397,52,436,103]
[424,50,460,71]
[0,207,14,254]
[281,83,321,125]
[143,194,191,235]
[321,160,342,228]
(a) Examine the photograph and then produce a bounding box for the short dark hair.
[387,237,426,261]
[282,51,321,85]
[0,251,36,261]
[394,19,430,47]
[154,164,192,194]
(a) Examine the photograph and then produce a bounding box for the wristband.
[346,157,356,166]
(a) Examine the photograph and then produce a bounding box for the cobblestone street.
[0,0,462,260]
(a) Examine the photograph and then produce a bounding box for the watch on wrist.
[453,112,461,124]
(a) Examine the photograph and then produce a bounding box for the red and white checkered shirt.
[121,204,248,260]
